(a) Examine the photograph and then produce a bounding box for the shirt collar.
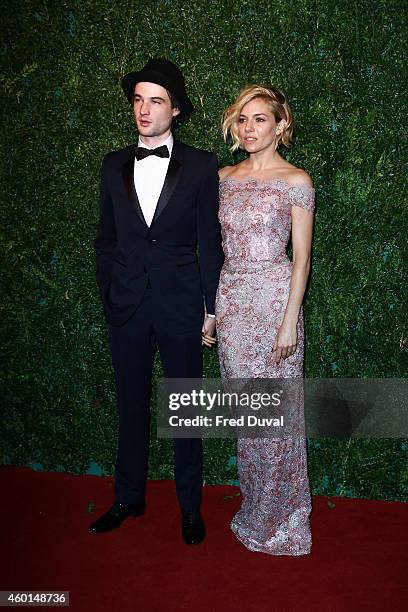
[137,133,173,155]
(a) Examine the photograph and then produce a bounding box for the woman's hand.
[202,316,217,348]
[273,322,297,365]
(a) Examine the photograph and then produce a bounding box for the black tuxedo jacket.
[94,139,224,328]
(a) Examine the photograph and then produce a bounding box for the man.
[90,58,224,545]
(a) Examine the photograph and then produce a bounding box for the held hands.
[202,316,217,348]
[273,321,297,365]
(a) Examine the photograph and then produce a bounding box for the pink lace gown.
[215,176,315,556]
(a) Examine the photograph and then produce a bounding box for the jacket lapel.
[151,139,183,225]
[121,149,148,228]
[121,140,183,227]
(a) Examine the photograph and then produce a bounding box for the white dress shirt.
[133,133,173,227]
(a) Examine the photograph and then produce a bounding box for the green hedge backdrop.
[1,0,407,500]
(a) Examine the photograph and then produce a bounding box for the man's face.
[133,82,180,138]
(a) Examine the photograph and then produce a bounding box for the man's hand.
[202,316,217,348]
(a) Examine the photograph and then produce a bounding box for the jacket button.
[151,239,157,243]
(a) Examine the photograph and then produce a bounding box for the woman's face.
[237,97,280,153]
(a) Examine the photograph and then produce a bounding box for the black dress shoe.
[181,510,206,545]
[89,501,145,534]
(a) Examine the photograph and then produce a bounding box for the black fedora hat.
[121,58,194,118]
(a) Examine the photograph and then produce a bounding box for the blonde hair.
[222,84,294,152]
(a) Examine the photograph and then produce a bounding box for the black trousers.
[107,288,203,512]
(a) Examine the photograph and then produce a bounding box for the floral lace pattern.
[215,177,315,556]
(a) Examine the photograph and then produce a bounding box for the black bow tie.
[135,145,170,161]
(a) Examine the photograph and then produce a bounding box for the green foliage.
[1,0,407,500]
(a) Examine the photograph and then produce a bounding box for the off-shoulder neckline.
[220,175,315,191]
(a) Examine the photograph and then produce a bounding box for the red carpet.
[1,466,407,611]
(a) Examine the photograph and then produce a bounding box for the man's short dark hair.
[166,89,180,112]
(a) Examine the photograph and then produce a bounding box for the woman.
[215,85,314,555]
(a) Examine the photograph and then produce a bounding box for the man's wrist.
[206,313,216,318]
